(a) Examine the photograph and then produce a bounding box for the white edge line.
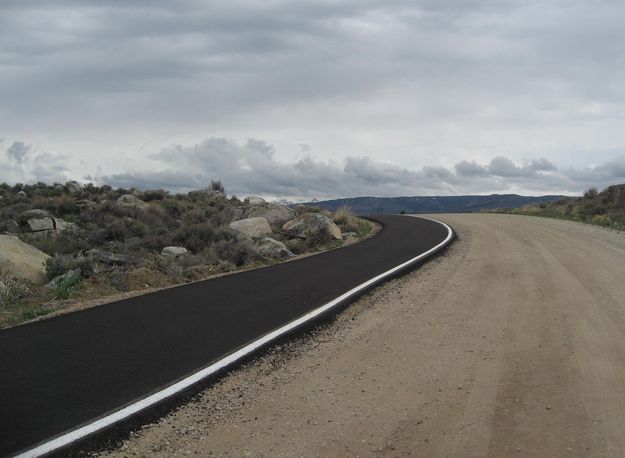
[16,216,453,458]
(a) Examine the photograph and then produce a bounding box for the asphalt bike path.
[0,215,452,457]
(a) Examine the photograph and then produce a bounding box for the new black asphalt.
[0,215,451,456]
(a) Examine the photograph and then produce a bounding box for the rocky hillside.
[0,181,371,328]
[494,184,625,230]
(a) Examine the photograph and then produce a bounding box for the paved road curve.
[0,215,452,457]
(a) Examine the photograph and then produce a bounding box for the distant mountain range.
[306,194,566,215]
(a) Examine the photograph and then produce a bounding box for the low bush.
[45,255,92,280]
[53,274,81,300]
[332,205,354,226]
[213,238,256,266]
[26,229,88,256]
[172,223,223,253]
[304,229,333,250]
[0,265,31,308]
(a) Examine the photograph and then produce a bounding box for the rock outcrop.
[256,237,295,260]
[161,246,189,257]
[282,213,342,240]
[233,203,296,228]
[26,217,55,232]
[65,181,83,193]
[245,196,265,205]
[18,209,74,237]
[229,217,272,238]
[0,235,49,285]
[117,194,150,210]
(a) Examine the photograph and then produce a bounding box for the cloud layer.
[2,0,625,172]
[90,138,624,199]
[3,138,625,198]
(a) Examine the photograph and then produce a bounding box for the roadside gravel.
[99,214,625,457]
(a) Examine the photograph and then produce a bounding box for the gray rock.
[229,217,272,238]
[161,246,189,257]
[117,194,150,210]
[256,237,295,260]
[342,232,358,240]
[282,213,342,240]
[47,268,81,288]
[21,209,50,219]
[27,217,55,232]
[0,234,50,285]
[189,189,225,200]
[245,196,265,205]
[16,191,27,198]
[65,181,82,193]
[54,218,74,232]
[233,204,296,228]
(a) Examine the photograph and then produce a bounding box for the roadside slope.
[106,213,625,457]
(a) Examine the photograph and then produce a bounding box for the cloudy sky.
[2,0,625,199]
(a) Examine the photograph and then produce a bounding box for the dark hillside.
[495,184,625,230]
[309,194,564,215]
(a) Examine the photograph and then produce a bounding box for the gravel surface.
[98,214,625,457]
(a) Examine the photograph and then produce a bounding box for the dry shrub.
[332,205,354,225]
[0,264,31,308]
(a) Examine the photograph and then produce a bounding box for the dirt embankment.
[101,214,625,457]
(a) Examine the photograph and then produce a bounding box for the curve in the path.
[0,215,453,457]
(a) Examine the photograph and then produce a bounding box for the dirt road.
[103,214,625,457]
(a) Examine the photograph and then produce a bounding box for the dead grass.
[332,204,354,225]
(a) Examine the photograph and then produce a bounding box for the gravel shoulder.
[100,214,625,457]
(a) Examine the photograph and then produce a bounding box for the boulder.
[16,191,27,199]
[54,218,74,232]
[21,209,50,219]
[65,181,82,193]
[27,217,55,232]
[245,196,265,205]
[23,215,74,238]
[0,234,49,285]
[229,217,272,238]
[282,213,342,240]
[233,204,296,227]
[117,194,150,210]
[256,237,295,260]
[189,189,225,200]
[161,246,189,257]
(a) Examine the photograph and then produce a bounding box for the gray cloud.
[1,141,70,184]
[455,160,489,177]
[96,137,625,199]
[488,156,558,178]
[2,1,625,190]
[6,141,30,164]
